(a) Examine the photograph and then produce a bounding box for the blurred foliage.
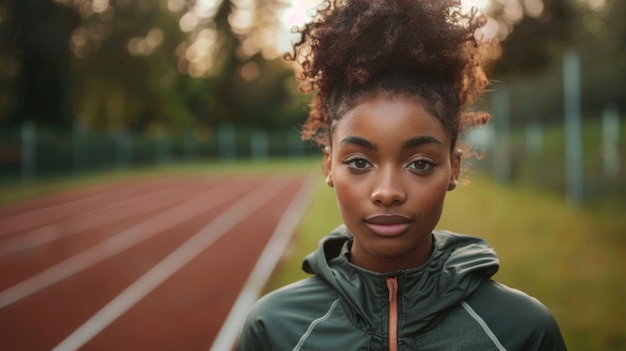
[490,0,576,74]
[491,0,624,74]
[0,0,623,133]
[0,0,308,135]
[488,0,625,124]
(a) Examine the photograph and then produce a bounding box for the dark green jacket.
[237,225,567,350]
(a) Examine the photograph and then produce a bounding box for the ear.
[323,146,334,187]
[447,149,461,191]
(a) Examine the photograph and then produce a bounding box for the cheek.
[331,173,364,220]
[429,188,449,216]
[333,178,357,205]
[410,178,450,211]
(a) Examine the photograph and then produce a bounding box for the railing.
[0,124,319,184]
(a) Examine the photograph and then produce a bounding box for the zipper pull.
[386,277,398,351]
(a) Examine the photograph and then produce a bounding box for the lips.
[364,214,413,237]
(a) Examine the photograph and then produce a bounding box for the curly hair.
[285,0,496,153]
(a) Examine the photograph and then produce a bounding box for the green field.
[267,173,626,351]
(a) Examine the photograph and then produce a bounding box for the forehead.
[332,96,451,147]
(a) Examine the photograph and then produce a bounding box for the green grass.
[267,173,626,351]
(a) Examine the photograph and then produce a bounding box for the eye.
[408,159,434,172]
[346,157,371,170]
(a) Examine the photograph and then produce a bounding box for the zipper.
[386,277,398,351]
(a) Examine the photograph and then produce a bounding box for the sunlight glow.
[278,0,496,52]
[281,0,493,30]
[92,0,109,14]
[280,0,320,29]
[179,12,199,32]
[523,0,545,18]
[167,0,185,13]
[460,0,491,12]
[581,0,606,11]
[127,28,164,57]
[503,1,524,22]
[229,6,255,35]
[194,0,220,19]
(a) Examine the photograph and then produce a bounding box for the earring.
[325,174,334,187]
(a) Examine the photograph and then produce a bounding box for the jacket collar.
[303,225,500,336]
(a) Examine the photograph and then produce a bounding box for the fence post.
[73,123,85,174]
[157,131,170,164]
[288,130,303,158]
[21,121,36,184]
[602,104,620,179]
[526,122,543,185]
[563,50,584,208]
[184,130,196,162]
[218,125,236,161]
[491,86,511,183]
[251,130,268,161]
[116,129,131,169]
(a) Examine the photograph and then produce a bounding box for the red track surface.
[0,174,311,350]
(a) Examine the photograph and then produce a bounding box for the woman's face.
[325,95,460,273]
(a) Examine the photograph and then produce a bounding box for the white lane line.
[0,181,204,257]
[210,175,320,351]
[51,177,290,351]
[0,179,176,235]
[0,178,253,309]
[81,179,199,214]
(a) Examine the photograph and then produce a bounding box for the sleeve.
[522,303,567,351]
[467,280,568,351]
[235,302,273,351]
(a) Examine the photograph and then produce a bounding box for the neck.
[350,233,433,273]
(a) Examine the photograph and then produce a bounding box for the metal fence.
[0,124,318,184]
[465,103,624,207]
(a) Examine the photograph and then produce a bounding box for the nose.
[370,168,407,207]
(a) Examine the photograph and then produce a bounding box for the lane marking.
[51,177,290,351]
[0,181,205,256]
[80,179,198,214]
[210,175,320,351]
[0,178,253,309]
[0,179,177,235]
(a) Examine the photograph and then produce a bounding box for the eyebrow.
[339,135,444,150]
[401,136,444,149]
[339,136,376,149]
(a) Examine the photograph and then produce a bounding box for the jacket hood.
[302,224,500,336]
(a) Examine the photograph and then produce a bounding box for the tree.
[0,0,78,127]
[485,0,624,122]
[0,0,310,133]
[489,0,576,76]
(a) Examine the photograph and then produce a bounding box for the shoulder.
[250,276,338,318]
[467,279,553,322]
[236,277,340,351]
[464,279,567,351]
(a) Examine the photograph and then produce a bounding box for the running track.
[0,173,318,350]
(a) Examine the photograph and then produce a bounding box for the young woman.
[237,1,567,350]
